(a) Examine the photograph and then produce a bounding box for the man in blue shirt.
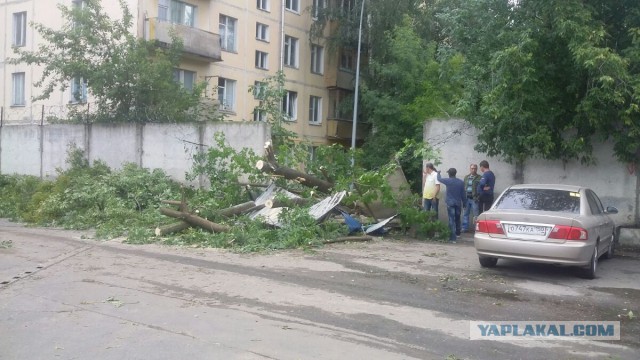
[477,160,496,215]
[437,168,466,243]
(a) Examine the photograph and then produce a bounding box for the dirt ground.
[1,219,638,359]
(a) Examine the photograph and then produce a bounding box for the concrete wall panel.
[0,125,41,176]
[42,125,87,179]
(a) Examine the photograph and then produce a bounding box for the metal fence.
[0,104,90,126]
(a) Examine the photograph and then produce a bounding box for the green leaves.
[439,0,640,164]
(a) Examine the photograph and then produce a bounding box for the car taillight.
[476,220,505,234]
[548,225,588,240]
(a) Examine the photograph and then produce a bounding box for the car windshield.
[494,188,580,214]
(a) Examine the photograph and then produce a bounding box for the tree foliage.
[436,0,640,164]
[10,0,207,123]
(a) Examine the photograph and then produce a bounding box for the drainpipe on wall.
[279,1,285,71]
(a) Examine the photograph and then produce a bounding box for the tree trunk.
[159,207,230,233]
[255,142,334,193]
[155,221,191,236]
[264,197,311,209]
[218,201,257,217]
[324,236,372,244]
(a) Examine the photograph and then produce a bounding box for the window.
[340,51,354,71]
[70,77,88,104]
[218,77,236,111]
[256,23,269,41]
[253,108,267,122]
[219,15,237,52]
[285,0,299,12]
[257,0,269,11]
[253,81,267,100]
[173,69,196,91]
[13,12,27,47]
[309,96,322,124]
[12,72,26,106]
[312,0,325,19]
[310,45,324,74]
[284,35,298,67]
[159,0,196,27]
[282,91,297,120]
[586,190,604,215]
[494,189,580,214]
[255,51,268,69]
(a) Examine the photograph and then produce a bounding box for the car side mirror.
[605,206,618,214]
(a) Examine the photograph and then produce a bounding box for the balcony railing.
[145,18,222,62]
[326,118,370,141]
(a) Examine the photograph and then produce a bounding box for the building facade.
[0,0,366,147]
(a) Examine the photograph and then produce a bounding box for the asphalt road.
[1,219,638,360]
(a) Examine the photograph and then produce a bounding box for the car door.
[585,190,612,253]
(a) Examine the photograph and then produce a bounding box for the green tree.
[360,16,460,191]
[10,0,207,123]
[437,0,640,165]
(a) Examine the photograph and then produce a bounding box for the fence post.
[41,104,45,126]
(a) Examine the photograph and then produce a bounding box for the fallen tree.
[256,142,333,193]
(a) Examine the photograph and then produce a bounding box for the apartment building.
[0,0,367,147]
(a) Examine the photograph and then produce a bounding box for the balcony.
[145,18,222,62]
[326,118,370,141]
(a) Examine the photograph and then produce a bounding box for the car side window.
[586,191,603,215]
[590,190,605,213]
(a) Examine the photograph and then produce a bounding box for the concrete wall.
[424,119,639,228]
[0,122,270,186]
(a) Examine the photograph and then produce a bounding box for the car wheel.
[605,238,615,259]
[583,245,598,279]
[479,256,498,268]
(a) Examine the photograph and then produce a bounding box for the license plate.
[505,224,549,236]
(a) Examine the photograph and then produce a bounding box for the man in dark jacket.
[437,168,466,243]
[462,164,480,232]
[477,160,496,215]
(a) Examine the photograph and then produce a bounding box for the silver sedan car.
[473,184,618,279]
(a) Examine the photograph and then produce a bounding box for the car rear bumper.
[474,233,593,266]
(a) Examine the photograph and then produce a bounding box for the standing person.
[477,160,496,215]
[462,163,480,233]
[422,163,441,219]
[437,168,466,243]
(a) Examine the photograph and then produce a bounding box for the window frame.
[13,12,27,47]
[256,22,269,42]
[70,76,88,104]
[218,77,237,111]
[173,68,196,91]
[255,51,269,70]
[159,0,196,27]
[285,0,300,12]
[312,0,325,19]
[340,51,354,71]
[253,107,267,122]
[219,14,238,52]
[12,72,26,106]
[284,35,299,68]
[253,81,267,100]
[282,90,298,121]
[309,96,322,124]
[257,0,269,11]
[310,44,324,74]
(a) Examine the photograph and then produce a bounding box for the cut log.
[324,236,373,244]
[218,201,257,217]
[155,221,191,236]
[160,207,230,233]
